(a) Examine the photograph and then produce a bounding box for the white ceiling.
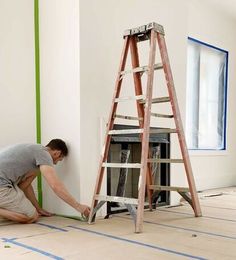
[204,0,236,20]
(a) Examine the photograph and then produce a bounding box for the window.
[186,37,228,150]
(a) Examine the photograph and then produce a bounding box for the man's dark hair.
[46,139,68,156]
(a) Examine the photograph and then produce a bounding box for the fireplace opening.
[107,124,170,215]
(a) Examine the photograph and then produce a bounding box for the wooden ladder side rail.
[129,36,153,212]
[135,30,157,233]
[129,37,145,122]
[88,37,130,224]
[156,33,202,217]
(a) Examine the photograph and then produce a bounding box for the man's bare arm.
[18,171,37,190]
[24,184,53,216]
[40,165,90,216]
[18,172,53,216]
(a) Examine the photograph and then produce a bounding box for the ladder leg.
[88,37,130,224]
[157,34,202,217]
[129,37,153,211]
[146,164,153,210]
[129,38,145,120]
[135,30,157,233]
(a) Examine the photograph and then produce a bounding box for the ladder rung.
[149,128,177,134]
[151,112,173,118]
[108,129,143,135]
[149,185,189,192]
[139,97,170,104]
[114,114,143,121]
[102,163,141,168]
[94,195,139,205]
[109,128,176,135]
[148,159,184,163]
[115,95,145,102]
[120,63,163,76]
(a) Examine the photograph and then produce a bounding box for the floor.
[0,187,235,260]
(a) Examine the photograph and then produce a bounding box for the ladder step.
[120,63,163,76]
[94,195,139,205]
[151,112,173,118]
[139,96,170,104]
[108,129,144,135]
[102,163,141,168]
[148,159,184,163]
[149,128,177,134]
[114,114,143,121]
[149,185,189,192]
[115,95,145,102]
[109,128,176,135]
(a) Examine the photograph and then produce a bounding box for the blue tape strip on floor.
[1,238,63,260]
[157,209,236,223]
[200,204,236,210]
[36,222,68,232]
[67,225,207,260]
[116,215,236,240]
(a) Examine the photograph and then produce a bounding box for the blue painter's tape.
[67,225,207,260]
[188,37,228,54]
[36,222,68,232]
[1,238,64,260]
[156,209,236,223]
[145,220,236,240]
[201,205,236,211]
[116,215,236,240]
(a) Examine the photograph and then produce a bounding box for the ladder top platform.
[123,22,165,39]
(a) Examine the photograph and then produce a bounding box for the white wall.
[39,0,81,214]
[0,0,36,147]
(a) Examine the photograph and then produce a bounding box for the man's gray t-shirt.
[0,144,53,186]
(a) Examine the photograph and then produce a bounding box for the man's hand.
[37,208,54,217]
[77,204,90,218]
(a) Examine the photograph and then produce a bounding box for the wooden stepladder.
[88,22,202,233]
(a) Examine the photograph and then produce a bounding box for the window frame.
[186,37,228,151]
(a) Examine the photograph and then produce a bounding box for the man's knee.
[26,211,39,223]
[20,210,39,224]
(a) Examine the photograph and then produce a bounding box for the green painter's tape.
[56,214,88,222]
[34,0,42,207]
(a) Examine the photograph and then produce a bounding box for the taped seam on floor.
[1,238,63,260]
[67,225,207,260]
[198,204,236,210]
[115,215,236,240]
[156,209,236,222]
[36,222,68,232]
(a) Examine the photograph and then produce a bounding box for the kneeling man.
[0,139,90,223]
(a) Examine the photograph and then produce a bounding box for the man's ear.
[54,150,61,156]
[51,150,59,157]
